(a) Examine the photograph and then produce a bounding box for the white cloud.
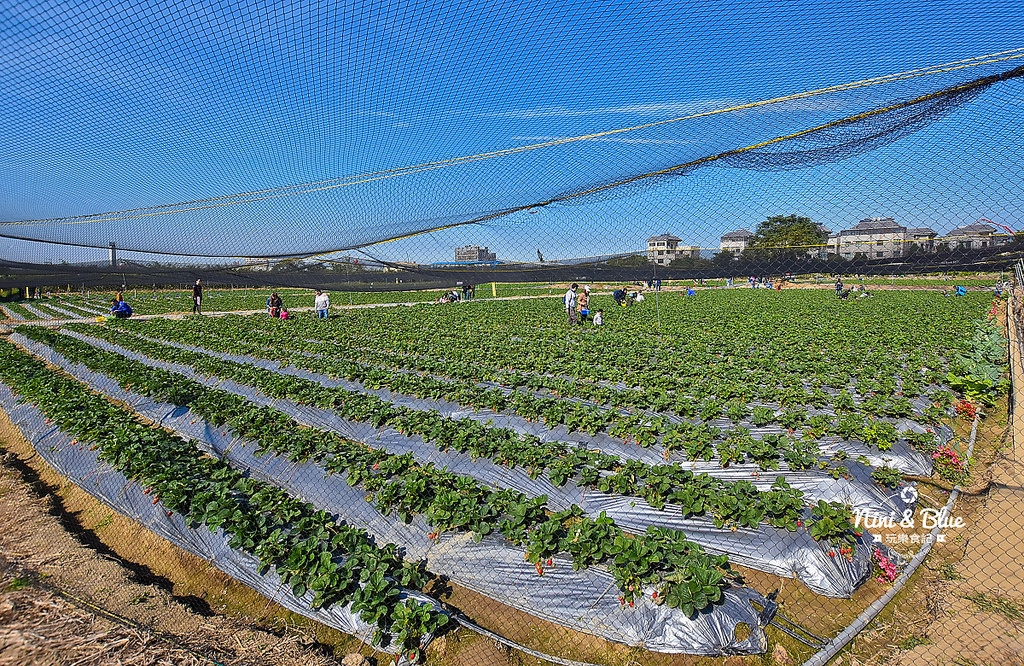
[473,90,869,121]
[510,135,700,145]
[475,98,747,119]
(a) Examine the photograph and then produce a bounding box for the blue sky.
[1,0,1023,264]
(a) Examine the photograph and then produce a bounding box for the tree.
[606,254,650,268]
[712,250,735,265]
[668,255,711,269]
[745,215,827,259]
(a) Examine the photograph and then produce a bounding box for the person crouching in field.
[267,292,283,318]
[110,297,132,319]
[593,309,603,326]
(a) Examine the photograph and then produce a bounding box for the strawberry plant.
[861,421,898,450]
[13,330,763,616]
[700,398,723,421]
[903,429,939,454]
[870,466,903,489]
[778,408,808,430]
[660,567,726,618]
[809,500,858,550]
[43,326,820,538]
[0,341,447,652]
[833,413,865,440]
[750,406,774,427]
[724,400,749,423]
[761,478,804,531]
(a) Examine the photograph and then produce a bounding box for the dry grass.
[0,572,210,666]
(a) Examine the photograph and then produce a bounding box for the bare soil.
[825,301,1024,666]
[0,407,366,666]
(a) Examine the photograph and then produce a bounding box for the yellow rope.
[3,48,1022,233]
[346,65,1021,258]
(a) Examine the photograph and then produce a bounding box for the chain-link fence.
[1,272,1021,666]
[2,1,1024,665]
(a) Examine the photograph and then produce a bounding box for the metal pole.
[654,261,661,331]
[802,415,980,666]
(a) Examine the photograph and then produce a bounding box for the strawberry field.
[0,287,1008,663]
[0,284,564,321]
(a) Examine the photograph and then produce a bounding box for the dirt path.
[880,293,1024,666]
[0,293,565,327]
[0,407,361,666]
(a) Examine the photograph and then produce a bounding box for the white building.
[719,229,753,254]
[943,223,1009,250]
[455,245,497,262]
[646,234,697,265]
[829,217,908,259]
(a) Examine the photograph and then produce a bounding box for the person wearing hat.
[577,285,591,324]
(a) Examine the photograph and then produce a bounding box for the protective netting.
[2,3,1024,665]
[1,1,1023,270]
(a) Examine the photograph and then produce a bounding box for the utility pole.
[654,259,661,332]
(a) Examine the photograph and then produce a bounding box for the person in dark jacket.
[111,298,133,318]
[192,276,203,313]
[267,293,283,318]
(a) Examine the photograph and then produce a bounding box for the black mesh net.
[2,3,1024,666]
[1,1,1023,268]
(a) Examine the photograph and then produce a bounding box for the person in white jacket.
[563,283,578,325]
[314,290,330,319]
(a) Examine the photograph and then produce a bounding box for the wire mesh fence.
[1,273,1021,666]
[2,1,1024,665]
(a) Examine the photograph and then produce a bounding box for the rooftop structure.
[719,229,753,254]
[943,223,1009,250]
[455,245,497,262]
[829,217,908,259]
[647,233,686,265]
